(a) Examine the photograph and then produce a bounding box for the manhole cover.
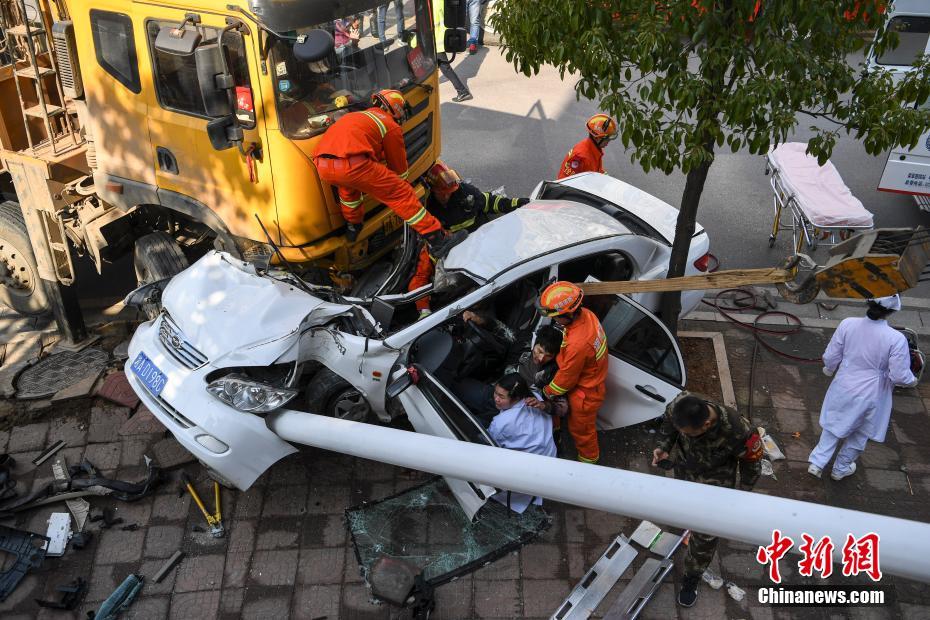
[15,348,109,400]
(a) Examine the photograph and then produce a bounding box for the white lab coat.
[820,317,916,442]
[487,395,557,513]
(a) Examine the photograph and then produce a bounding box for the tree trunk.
[659,139,716,334]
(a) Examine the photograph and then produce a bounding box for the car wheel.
[0,201,50,316]
[304,367,372,422]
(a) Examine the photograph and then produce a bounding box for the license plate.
[130,352,167,397]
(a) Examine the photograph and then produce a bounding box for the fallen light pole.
[266,411,930,583]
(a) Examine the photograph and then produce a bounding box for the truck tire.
[133,231,188,284]
[304,367,372,422]
[0,201,50,316]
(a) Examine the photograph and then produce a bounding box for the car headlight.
[206,374,297,413]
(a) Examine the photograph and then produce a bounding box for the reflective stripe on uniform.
[578,454,599,464]
[547,381,568,395]
[361,111,387,137]
[449,217,475,233]
[406,206,428,226]
[398,169,410,180]
[595,339,608,360]
[341,196,363,209]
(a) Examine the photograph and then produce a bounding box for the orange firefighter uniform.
[543,307,609,463]
[312,107,441,235]
[557,137,605,180]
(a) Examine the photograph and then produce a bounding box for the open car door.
[397,365,498,520]
[584,286,686,430]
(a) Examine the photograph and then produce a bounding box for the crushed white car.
[125,173,712,517]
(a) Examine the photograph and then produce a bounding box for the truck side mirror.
[195,43,234,117]
[444,0,467,29]
[206,115,243,150]
[154,25,202,55]
[444,29,467,54]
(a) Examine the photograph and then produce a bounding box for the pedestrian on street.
[312,89,467,258]
[808,294,918,481]
[557,114,619,179]
[537,281,608,464]
[409,161,528,316]
[466,0,484,54]
[651,392,763,608]
[433,0,473,102]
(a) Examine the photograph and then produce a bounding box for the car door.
[586,287,686,430]
[396,365,498,520]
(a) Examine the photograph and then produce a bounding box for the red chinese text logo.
[756,529,794,583]
[756,531,882,583]
[841,533,882,581]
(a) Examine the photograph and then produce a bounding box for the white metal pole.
[266,411,930,583]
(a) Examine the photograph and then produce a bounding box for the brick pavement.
[0,319,927,618]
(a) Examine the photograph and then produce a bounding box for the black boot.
[425,229,468,260]
[677,575,699,607]
[345,223,361,242]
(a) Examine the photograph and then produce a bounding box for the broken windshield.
[270,0,436,139]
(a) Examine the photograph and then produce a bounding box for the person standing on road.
[557,114,619,179]
[537,281,608,464]
[433,0,473,102]
[409,161,528,316]
[808,294,918,481]
[466,0,483,54]
[651,392,763,608]
[312,90,466,258]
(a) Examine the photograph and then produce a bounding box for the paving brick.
[47,416,87,446]
[119,405,166,435]
[302,513,347,547]
[227,520,255,554]
[564,508,586,544]
[96,371,140,409]
[138,559,178,595]
[223,551,251,589]
[175,554,225,592]
[293,585,342,620]
[233,487,263,519]
[343,544,365,584]
[87,404,130,443]
[583,509,635,545]
[863,468,909,493]
[298,547,345,584]
[250,549,299,586]
[120,438,150,468]
[145,524,185,559]
[473,550,520,581]
[219,587,244,617]
[256,523,300,549]
[473,579,520,618]
[307,483,353,514]
[343,583,391,617]
[83,564,121,604]
[0,429,9,453]
[151,437,196,468]
[151,492,191,521]
[900,603,930,619]
[83,441,121,471]
[893,396,925,415]
[520,543,567,580]
[685,583,728,620]
[9,421,48,452]
[637,581,679,620]
[124,595,170,620]
[242,593,291,618]
[522,578,572,618]
[169,590,220,620]
[265,454,308,487]
[431,575,474,620]
[94,528,145,564]
[355,456,397,482]
[263,484,308,516]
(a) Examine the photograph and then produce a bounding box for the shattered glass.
[347,478,550,584]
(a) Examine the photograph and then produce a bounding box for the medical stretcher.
[765,143,874,252]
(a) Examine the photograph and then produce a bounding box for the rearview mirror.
[206,115,243,150]
[195,43,234,117]
[154,26,201,55]
[386,372,413,399]
[123,278,171,308]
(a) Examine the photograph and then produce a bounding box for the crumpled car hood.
[161,251,352,366]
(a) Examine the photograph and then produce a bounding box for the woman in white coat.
[808,295,917,481]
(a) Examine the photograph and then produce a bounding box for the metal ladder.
[3,0,78,155]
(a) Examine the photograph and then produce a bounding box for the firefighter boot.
[425,229,468,260]
[345,223,362,242]
[678,575,699,607]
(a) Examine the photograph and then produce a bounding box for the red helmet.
[425,160,462,196]
[538,281,584,317]
[586,114,619,142]
[371,89,410,123]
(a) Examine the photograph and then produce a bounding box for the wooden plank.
[576,268,793,296]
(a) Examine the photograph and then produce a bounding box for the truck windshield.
[269,0,436,139]
[875,16,930,67]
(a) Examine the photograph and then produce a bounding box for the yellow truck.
[0,0,466,337]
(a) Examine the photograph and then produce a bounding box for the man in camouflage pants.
[651,392,763,607]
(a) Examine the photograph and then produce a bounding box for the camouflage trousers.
[684,531,718,580]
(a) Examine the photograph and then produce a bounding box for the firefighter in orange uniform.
[313,89,466,258]
[538,281,609,463]
[557,114,619,180]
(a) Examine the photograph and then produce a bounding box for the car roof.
[442,200,630,281]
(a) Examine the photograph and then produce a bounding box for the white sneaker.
[807,464,823,479]
[830,462,857,481]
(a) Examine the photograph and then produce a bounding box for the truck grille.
[404,113,432,168]
[158,313,207,370]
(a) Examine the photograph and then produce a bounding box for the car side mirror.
[444,29,467,54]
[154,25,202,55]
[385,372,413,399]
[123,278,172,308]
[444,0,467,28]
[195,43,234,117]
[206,115,243,150]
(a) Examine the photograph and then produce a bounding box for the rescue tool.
[180,473,224,538]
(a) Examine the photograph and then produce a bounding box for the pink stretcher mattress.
[768,143,874,228]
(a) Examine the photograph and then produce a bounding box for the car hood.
[161,251,356,366]
[558,173,705,244]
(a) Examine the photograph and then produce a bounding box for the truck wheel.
[134,231,188,284]
[304,368,372,422]
[0,201,50,316]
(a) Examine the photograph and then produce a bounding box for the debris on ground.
[14,348,108,400]
[702,570,725,589]
[43,512,72,556]
[152,550,184,583]
[94,371,140,409]
[34,578,87,610]
[630,520,662,548]
[0,525,49,601]
[726,581,746,602]
[93,574,144,620]
[32,439,65,466]
[758,427,785,461]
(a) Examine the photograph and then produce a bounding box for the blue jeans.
[466,0,481,45]
[376,1,405,44]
